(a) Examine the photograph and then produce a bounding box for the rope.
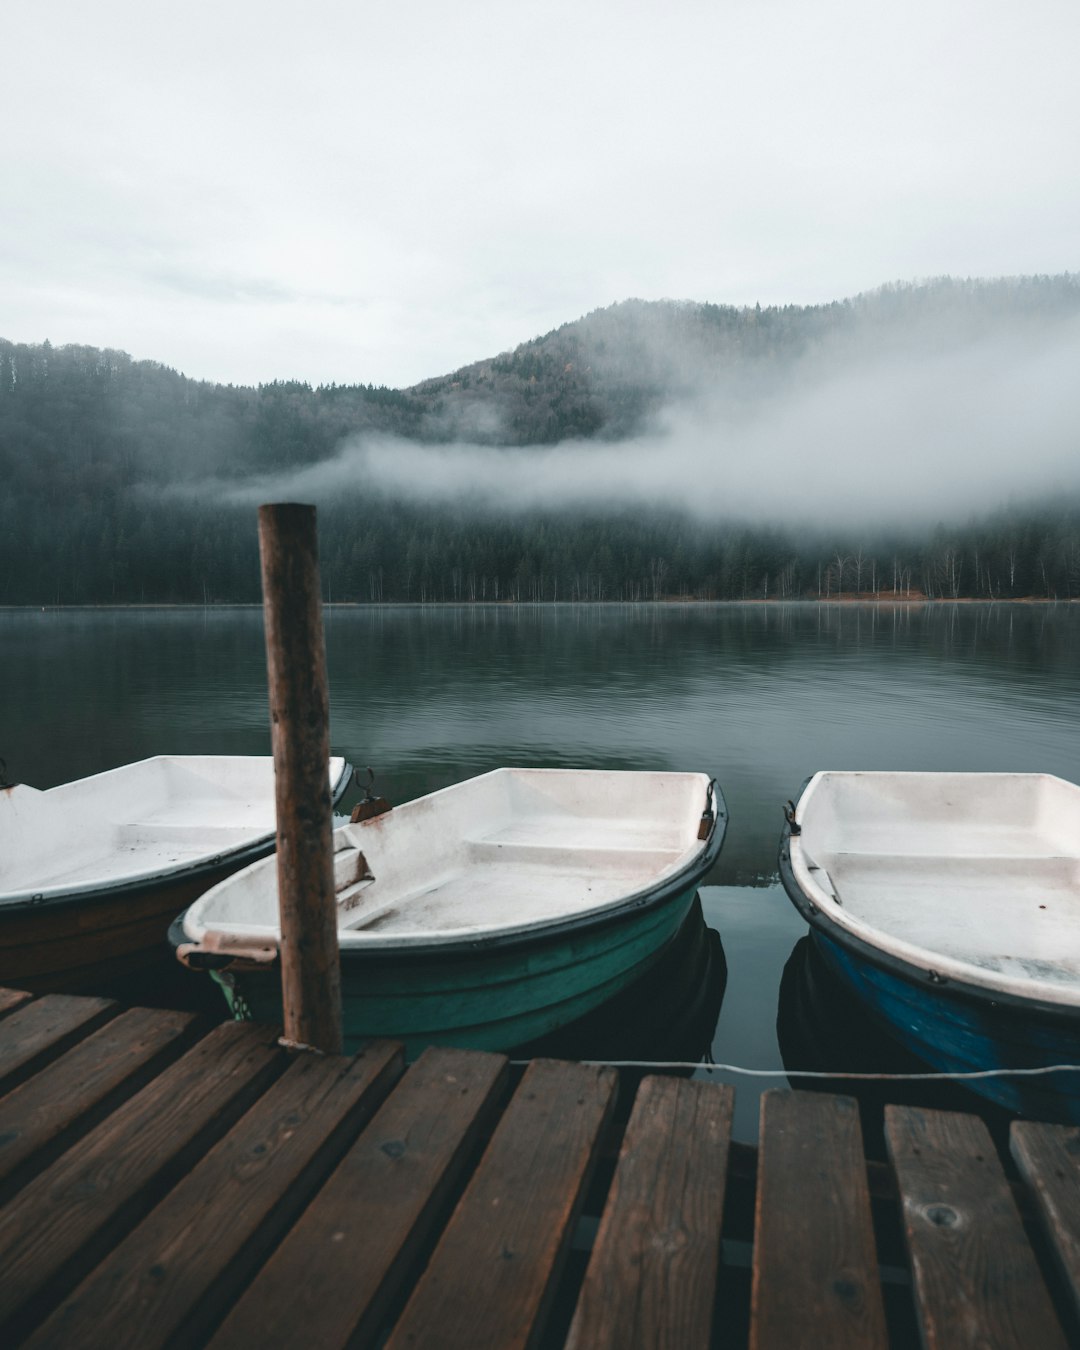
[217,971,253,1023]
[278,1036,327,1055]
[508,1058,1080,1083]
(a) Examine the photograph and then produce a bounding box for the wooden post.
[258,502,343,1054]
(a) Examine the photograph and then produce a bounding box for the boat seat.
[113,823,269,849]
[465,839,682,871]
[817,850,1080,885]
[809,825,1074,859]
[472,818,687,853]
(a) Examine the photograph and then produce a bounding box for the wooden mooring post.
[257,502,343,1055]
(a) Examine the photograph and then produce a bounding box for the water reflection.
[518,896,726,1087]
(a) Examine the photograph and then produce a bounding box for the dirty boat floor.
[1,987,1079,1347]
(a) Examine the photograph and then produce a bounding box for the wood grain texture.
[0,1020,283,1342]
[385,1058,617,1350]
[1011,1120,1080,1323]
[565,1075,733,1350]
[0,987,32,1017]
[0,993,117,1091]
[208,1046,508,1350]
[750,1091,886,1350]
[0,1007,196,1196]
[24,1039,403,1350]
[258,501,341,1055]
[886,1104,1066,1350]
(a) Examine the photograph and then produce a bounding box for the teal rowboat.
[173,767,726,1057]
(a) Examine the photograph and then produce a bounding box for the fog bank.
[215,313,1080,526]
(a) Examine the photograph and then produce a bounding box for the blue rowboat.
[779,771,1080,1123]
[776,935,1024,1145]
[174,767,726,1057]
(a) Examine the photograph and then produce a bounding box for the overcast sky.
[5,0,1078,389]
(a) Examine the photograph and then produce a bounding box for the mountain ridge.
[2,273,1078,605]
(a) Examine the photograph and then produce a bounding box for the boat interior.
[791,771,1080,999]
[187,768,715,946]
[1,756,346,900]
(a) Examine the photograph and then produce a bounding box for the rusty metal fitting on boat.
[351,765,392,824]
[697,779,718,840]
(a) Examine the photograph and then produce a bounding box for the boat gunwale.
[779,819,1080,1025]
[0,757,353,911]
[170,873,704,976]
[173,774,728,959]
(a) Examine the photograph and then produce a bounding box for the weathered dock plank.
[0,988,32,1019]
[0,993,117,1092]
[1011,1120,1080,1324]
[209,1046,508,1350]
[566,1075,734,1350]
[0,986,1077,1350]
[886,1103,1067,1350]
[384,1058,618,1350]
[750,1090,887,1350]
[0,1020,283,1343]
[23,1039,403,1350]
[0,1006,196,1197]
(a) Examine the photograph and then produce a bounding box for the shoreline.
[2,596,1078,613]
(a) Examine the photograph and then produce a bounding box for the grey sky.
[5,0,1079,388]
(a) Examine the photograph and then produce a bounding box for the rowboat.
[780,771,1080,1122]
[0,755,351,993]
[776,936,1020,1147]
[173,767,726,1056]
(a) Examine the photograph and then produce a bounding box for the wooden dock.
[1,987,1079,1348]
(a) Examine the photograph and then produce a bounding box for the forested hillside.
[2,276,1079,604]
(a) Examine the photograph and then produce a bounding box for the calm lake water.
[4,601,1080,1141]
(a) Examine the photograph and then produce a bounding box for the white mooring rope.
[509,1059,1080,1083]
